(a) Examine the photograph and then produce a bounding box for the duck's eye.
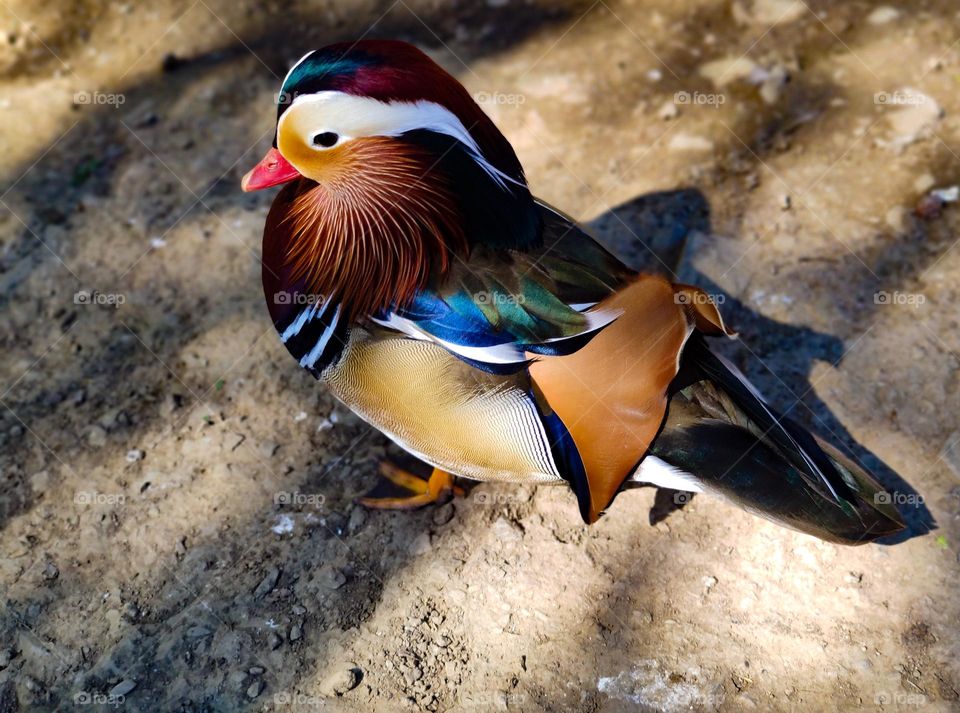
[312,132,339,148]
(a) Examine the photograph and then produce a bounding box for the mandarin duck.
[241,40,904,544]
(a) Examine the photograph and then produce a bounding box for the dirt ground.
[1,0,959,711]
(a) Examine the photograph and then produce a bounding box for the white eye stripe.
[278,91,522,189]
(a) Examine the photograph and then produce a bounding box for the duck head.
[243,40,540,321]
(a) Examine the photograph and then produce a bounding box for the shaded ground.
[1,0,959,711]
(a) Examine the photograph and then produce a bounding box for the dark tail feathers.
[645,336,905,544]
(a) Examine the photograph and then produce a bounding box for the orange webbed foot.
[356,462,463,510]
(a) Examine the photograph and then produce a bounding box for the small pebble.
[403,666,423,686]
[126,449,144,463]
[246,680,264,699]
[227,670,247,691]
[30,469,49,492]
[110,679,136,697]
[319,567,346,590]
[931,186,959,203]
[885,205,908,232]
[657,100,679,121]
[347,507,367,534]
[758,65,789,105]
[914,174,936,193]
[409,533,432,556]
[272,514,295,535]
[253,567,281,598]
[491,517,523,543]
[317,418,334,432]
[867,6,900,24]
[87,426,108,448]
[319,665,361,696]
[668,133,714,152]
[290,624,303,641]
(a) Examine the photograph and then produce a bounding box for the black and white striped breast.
[272,295,348,377]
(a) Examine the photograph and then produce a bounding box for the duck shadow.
[588,189,935,544]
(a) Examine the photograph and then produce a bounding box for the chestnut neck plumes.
[266,137,467,321]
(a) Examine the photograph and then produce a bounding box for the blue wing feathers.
[372,200,636,371]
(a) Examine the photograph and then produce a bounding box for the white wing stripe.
[371,313,528,365]
[540,307,622,343]
[373,303,621,367]
[629,456,704,492]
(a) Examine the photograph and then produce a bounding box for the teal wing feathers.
[373,201,636,373]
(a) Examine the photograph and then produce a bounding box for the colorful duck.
[242,40,904,544]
